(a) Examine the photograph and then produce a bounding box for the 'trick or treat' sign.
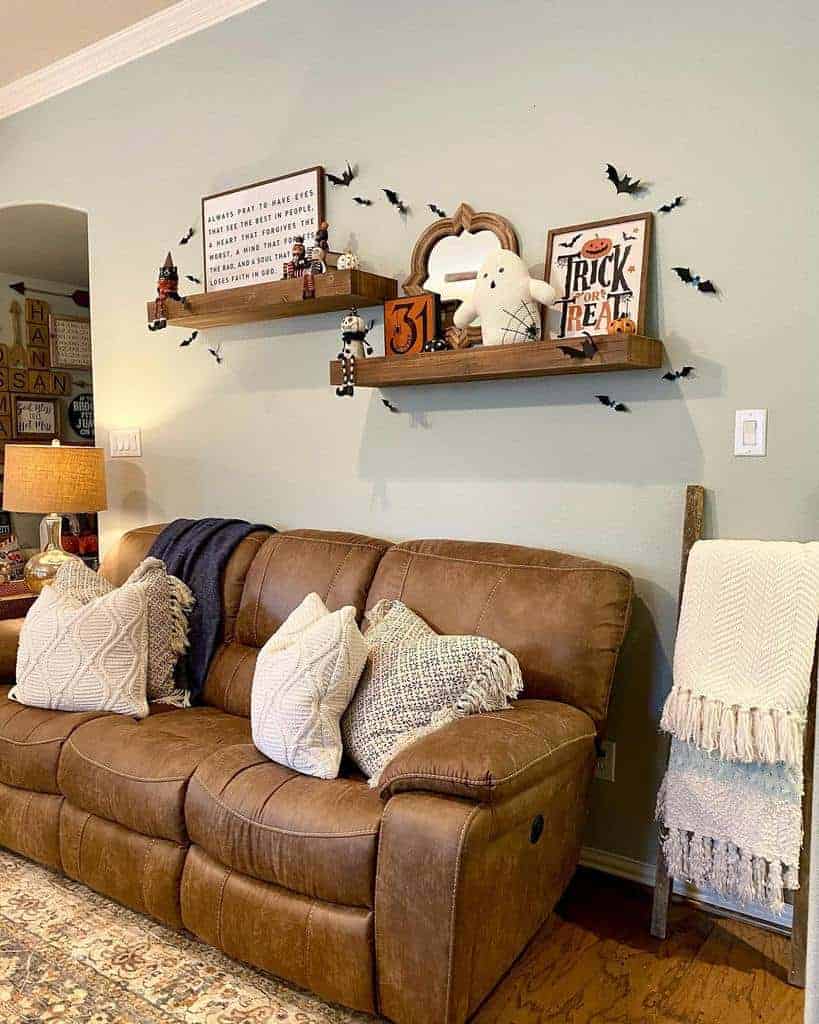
[544,213,652,340]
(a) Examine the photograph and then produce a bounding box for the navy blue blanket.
[149,518,274,702]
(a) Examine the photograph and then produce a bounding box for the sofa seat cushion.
[57,707,252,843]
[0,684,109,794]
[185,744,383,908]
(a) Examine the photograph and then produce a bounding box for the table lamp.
[2,441,107,593]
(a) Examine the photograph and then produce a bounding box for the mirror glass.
[423,230,500,308]
[0,203,95,558]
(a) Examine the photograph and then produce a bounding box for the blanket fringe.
[660,688,803,767]
[661,827,795,914]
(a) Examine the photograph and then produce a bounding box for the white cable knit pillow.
[341,599,524,785]
[53,557,193,705]
[11,584,150,718]
[251,592,369,780]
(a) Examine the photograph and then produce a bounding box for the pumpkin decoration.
[580,236,613,260]
[608,316,637,335]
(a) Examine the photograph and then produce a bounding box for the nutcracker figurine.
[282,236,308,280]
[314,220,330,257]
[148,252,187,331]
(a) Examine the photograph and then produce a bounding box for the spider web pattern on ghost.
[500,300,540,343]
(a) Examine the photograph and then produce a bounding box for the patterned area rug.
[0,849,374,1023]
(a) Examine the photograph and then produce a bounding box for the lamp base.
[24,513,81,594]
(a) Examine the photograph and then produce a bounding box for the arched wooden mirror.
[403,203,518,347]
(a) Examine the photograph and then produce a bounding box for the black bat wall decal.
[353,197,372,206]
[179,227,194,245]
[327,162,356,186]
[185,275,201,284]
[659,196,685,213]
[208,344,223,364]
[383,189,408,214]
[428,204,446,217]
[606,164,643,195]
[558,333,598,359]
[179,331,199,347]
[382,399,400,413]
[673,267,717,293]
[559,233,582,249]
[662,366,694,381]
[596,394,629,412]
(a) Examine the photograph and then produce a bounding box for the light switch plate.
[109,428,142,458]
[734,409,767,457]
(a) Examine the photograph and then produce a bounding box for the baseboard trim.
[580,845,793,933]
[0,0,269,121]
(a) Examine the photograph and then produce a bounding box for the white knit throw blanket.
[657,539,819,912]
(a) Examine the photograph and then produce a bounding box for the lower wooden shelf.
[147,269,397,330]
[329,334,663,388]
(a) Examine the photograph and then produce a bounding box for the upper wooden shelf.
[329,334,663,388]
[147,269,397,329]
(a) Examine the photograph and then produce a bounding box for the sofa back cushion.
[365,539,633,730]
[99,523,269,657]
[203,530,389,716]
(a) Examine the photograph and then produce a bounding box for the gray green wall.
[0,0,816,872]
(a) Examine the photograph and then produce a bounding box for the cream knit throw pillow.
[11,584,150,718]
[342,599,524,785]
[53,557,194,705]
[251,592,369,780]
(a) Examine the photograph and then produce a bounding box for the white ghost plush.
[453,250,558,346]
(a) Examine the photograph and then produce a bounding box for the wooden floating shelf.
[329,334,663,388]
[147,270,397,330]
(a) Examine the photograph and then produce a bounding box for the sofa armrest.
[378,699,597,806]
[0,618,24,685]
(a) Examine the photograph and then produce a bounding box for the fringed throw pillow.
[11,584,150,718]
[53,557,194,705]
[341,599,523,785]
[251,592,369,779]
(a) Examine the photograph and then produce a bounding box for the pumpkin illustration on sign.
[580,236,613,260]
[608,316,637,335]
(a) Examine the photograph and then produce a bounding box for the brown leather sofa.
[0,525,633,1023]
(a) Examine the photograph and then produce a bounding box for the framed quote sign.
[544,213,652,341]
[202,166,325,292]
[384,294,439,357]
[49,314,92,368]
[13,397,59,441]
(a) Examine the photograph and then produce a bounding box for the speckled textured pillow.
[341,599,523,785]
[53,557,194,705]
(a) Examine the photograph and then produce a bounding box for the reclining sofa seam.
[190,775,380,838]
[384,732,597,798]
[473,568,512,633]
[191,774,376,839]
[62,737,192,784]
[391,545,630,576]
[323,547,355,606]
[445,803,482,1021]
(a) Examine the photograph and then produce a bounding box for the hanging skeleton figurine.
[336,308,374,397]
[149,252,189,331]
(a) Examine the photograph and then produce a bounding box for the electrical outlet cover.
[595,740,616,783]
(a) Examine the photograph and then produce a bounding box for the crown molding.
[0,0,269,121]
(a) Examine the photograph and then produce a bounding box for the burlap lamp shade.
[3,444,107,514]
[3,443,107,592]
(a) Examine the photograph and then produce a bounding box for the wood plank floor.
[473,869,805,1024]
